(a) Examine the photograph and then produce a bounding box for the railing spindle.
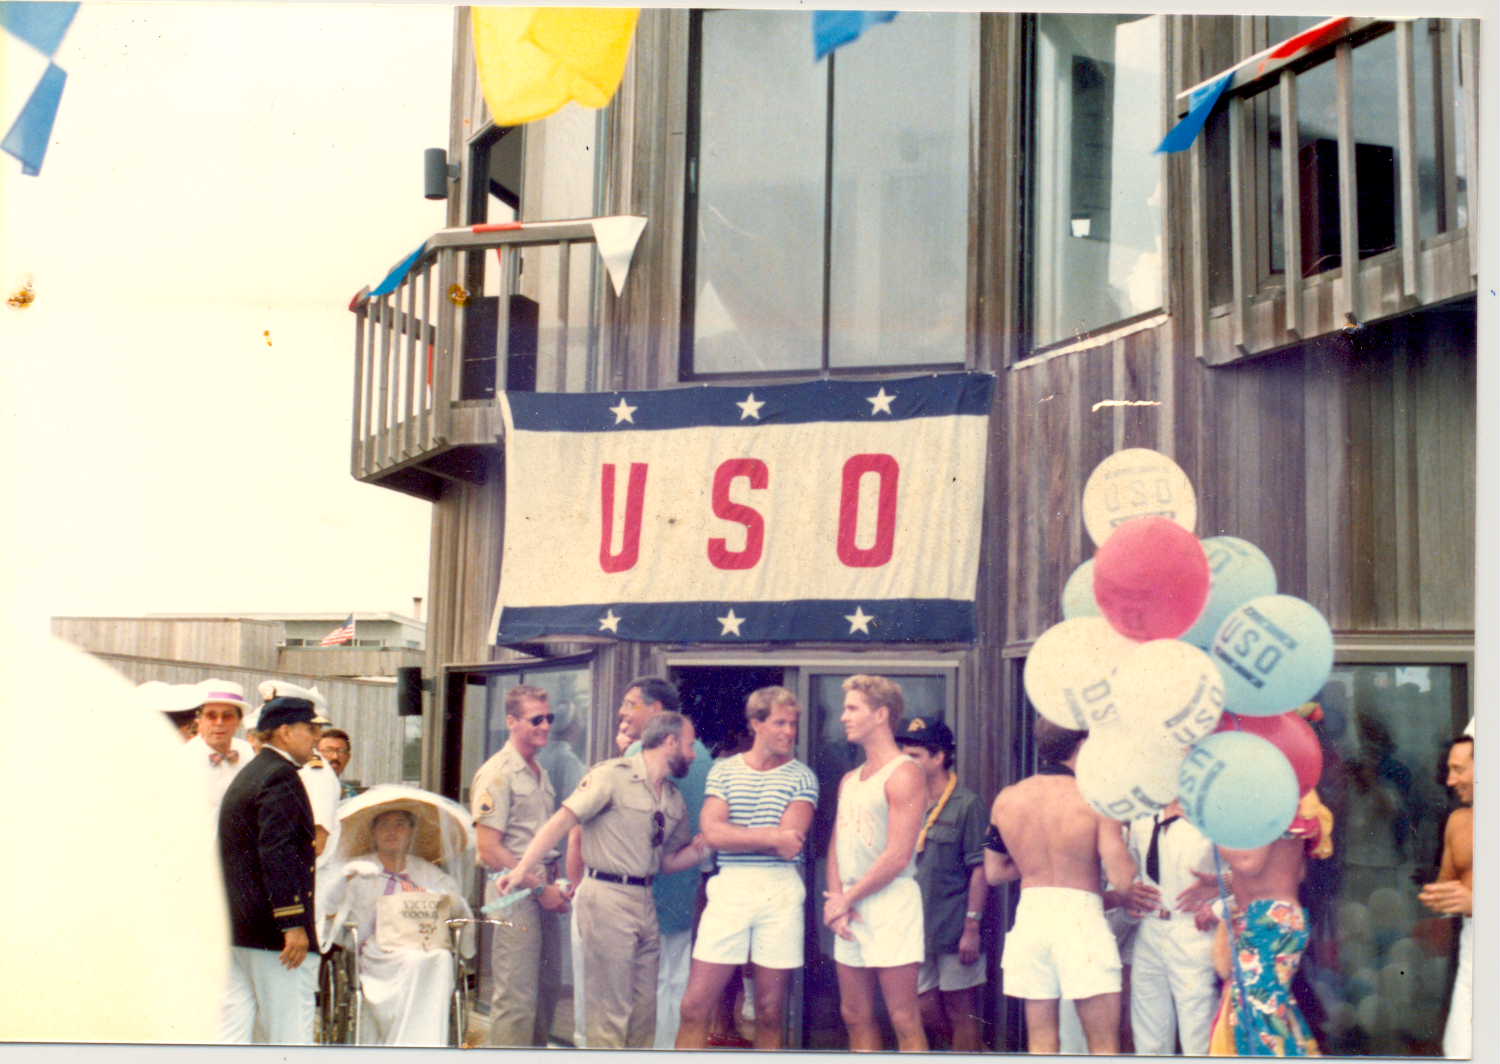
[1395,21,1420,303]
[351,300,367,478]
[1279,69,1302,335]
[403,267,419,459]
[1334,41,1360,325]
[555,241,571,393]
[1228,93,1249,351]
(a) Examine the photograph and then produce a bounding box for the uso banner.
[488,372,994,645]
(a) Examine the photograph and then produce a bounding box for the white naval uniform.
[1124,813,1219,1056]
[1443,916,1471,1057]
[298,757,342,952]
[182,734,255,825]
[324,855,476,1046]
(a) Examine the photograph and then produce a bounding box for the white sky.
[1,2,455,635]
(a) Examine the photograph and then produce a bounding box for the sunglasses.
[526,713,555,727]
[651,810,665,848]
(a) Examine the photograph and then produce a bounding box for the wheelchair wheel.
[317,946,358,1044]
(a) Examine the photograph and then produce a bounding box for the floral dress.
[1212,899,1320,1056]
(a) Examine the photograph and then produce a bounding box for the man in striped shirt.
[676,686,818,1050]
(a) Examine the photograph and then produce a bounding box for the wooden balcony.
[1184,17,1479,363]
[348,218,615,500]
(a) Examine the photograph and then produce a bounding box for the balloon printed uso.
[1077,730,1184,821]
[1093,516,1211,641]
[1180,536,1278,649]
[1178,731,1300,849]
[1023,617,1138,731]
[1111,639,1226,749]
[1211,594,1334,716]
[1216,710,1323,796]
[1061,558,1101,620]
[1082,447,1197,548]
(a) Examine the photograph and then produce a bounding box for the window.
[684,11,972,377]
[1023,14,1164,350]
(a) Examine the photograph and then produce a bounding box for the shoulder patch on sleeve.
[477,791,495,816]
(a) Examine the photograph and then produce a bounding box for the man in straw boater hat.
[325,785,476,1045]
[497,710,712,1049]
[825,674,929,1052]
[181,679,255,824]
[676,685,817,1051]
[985,719,1137,1054]
[217,695,329,1044]
[894,714,990,1052]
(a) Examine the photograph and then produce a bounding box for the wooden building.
[347,11,1477,1052]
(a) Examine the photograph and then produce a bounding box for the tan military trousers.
[574,876,661,1048]
[487,893,561,1047]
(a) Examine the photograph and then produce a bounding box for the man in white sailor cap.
[181,679,256,823]
[136,679,204,741]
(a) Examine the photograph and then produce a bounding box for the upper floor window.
[684,10,972,377]
[1023,14,1165,352]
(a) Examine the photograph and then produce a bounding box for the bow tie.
[209,749,240,767]
[383,872,418,895]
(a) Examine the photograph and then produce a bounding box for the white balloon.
[1112,639,1226,748]
[1076,729,1185,820]
[1023,617,1139,730]
[1082,447,1197,548]
[0,624,230,1043]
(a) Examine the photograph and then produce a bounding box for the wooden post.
[1279,69,1303,335]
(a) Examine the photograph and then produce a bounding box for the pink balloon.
[1215,710,1324,795]
[1092,517,1210,641]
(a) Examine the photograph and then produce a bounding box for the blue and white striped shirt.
[706,754,819,867]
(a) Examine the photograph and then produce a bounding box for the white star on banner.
[844,606,875,634]
[866,387,896,415]
[717,609,745,637]
[609,397,637,424]
[598,610,622,633]
[736,393,765,420]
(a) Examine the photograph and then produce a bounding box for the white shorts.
[918,951,988,994]
[693,864,806,970]
[833,876,923,969]
[1001,887,1121,1000]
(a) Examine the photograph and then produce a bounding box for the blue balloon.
[1180,536,1277,649]
[1062,558,1101,620]
[1210,594,1333,716]
[1179,731,1299,849]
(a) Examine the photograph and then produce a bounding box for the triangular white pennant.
[591,215,648,297]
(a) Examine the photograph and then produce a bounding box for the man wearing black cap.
[895,715,989,1051]
[218,696,330,1044]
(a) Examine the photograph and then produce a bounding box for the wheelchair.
[314,916,506,1046]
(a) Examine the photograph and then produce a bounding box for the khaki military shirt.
[563,754,691,879]
[471,741,557,862]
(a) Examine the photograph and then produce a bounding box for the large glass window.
[686,11,971,376]
[1025,14,1164,350]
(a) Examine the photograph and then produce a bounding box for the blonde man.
[470,684,570,1047]
[827,674,929,1052]
[677,686,818,1049]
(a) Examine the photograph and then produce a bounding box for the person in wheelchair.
[325,788,477,1045]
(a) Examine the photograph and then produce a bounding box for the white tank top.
[834,754,917,888]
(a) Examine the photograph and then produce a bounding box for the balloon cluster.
[1026,448,1333,849]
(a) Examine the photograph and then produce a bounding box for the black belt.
[587,868,653,888]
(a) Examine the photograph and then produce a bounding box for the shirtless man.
[1419,732,1473,1058]
[985,721,1136,1054]
[1211,834,1319,1055]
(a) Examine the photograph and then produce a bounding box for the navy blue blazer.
[218,747,317,951]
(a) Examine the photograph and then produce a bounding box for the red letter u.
[600,462,648,573]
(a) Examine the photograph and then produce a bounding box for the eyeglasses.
[526,713,555,726]
[651,811,665,848]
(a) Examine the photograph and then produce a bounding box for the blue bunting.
[0,1,78,58]
[1155,70,1234,155]
[2,62,66,175]
[813,10,896,61]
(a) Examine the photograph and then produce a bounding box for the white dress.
[324,855,476,1046]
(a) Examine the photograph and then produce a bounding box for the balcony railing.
[1185,17,1479,363]
[348,218,621,498]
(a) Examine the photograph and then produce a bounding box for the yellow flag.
[472,7,641,127]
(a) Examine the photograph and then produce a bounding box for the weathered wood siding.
[51,617,284,673]
[83,652,407,787]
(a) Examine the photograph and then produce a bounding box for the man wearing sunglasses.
[498,710,713,1048]
[471,685,570,1047]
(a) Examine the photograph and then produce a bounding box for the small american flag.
[319,615,356,647]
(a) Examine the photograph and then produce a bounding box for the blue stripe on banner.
[369,243,426,297]
[505,371,994,433]
[496,599,976,644]
[0,2,79,58]
[2,62,66,176]
[1156,71,1235,155]
[813,10,897,61]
